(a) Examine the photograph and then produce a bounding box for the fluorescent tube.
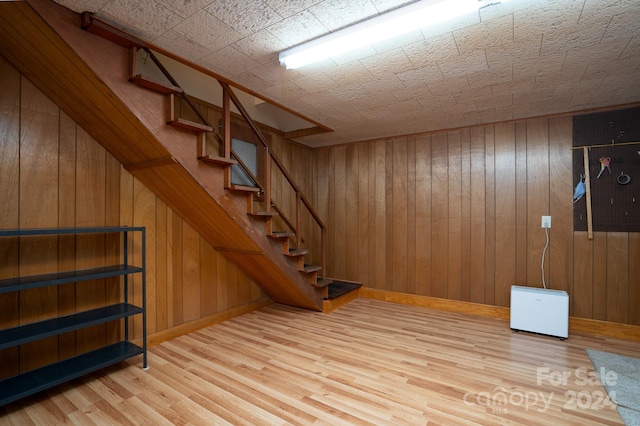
[279,0,481,69]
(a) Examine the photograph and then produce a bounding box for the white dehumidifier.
[510,285,569,339]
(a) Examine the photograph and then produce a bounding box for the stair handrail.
[220,82,326,275]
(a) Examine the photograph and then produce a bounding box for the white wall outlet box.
[541,216,551,228]
[510,285,568,339]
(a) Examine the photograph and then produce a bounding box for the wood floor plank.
[2,299,636,425]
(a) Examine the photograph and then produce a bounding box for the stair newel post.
[296,193,302,248]
[321,227,327,281]
[222,86,231,160]
[264,146,271,212]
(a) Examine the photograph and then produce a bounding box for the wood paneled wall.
[314,117,640,326]
[0,58,267,379]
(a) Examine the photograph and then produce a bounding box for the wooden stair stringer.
[248,213,326,300]
[6,0,324,311]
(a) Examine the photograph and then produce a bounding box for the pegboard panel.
[573,107,640,232]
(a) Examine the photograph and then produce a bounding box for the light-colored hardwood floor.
[2,298,638,425]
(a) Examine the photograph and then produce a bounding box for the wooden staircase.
[0,0,364,312]
[128,50,333,308]
[125,47,334,307]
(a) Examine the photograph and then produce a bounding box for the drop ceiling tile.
[540,23,608,57]
[402,32,459,69]
[100,0,183,40]
[512,53,566,79]
[453,14,514,55]
[485,35,542,67]
[231,30,289,65]
[396,64,444,86]
[362,91,406,109]
[620,36,640,60]
[322,61,375,86]
[392,83,430,102]
[467,66,513,89]
[463,107,497,124]
[451,84,493,103]
[198,46,261,79]
[531,96,571,115]
[359,48,414,78]
[261,80,308,102]
[582,57,640,81]
[581,0,638,20]
[600,74,640,99]
[370,76,409,97]
[153,29,213,62]
[437,49,488,79]
[476,93,513,110]
[601,11,640,43]
[390,98,424,113]
[264,0,321,19]
[563,39,628,73]
[251,64,305,87]
[496,102,527,120]
[357,106,394,121]
[309,0,380,32]
[293,72,339,93]
[266,10,329,47]
[154,0,212,19]
[534,68,582,90]
[552,77,604,102]
[173,11,243,51]
[205,0,283,37]
[513,0,584,41]
[332,82,368,101]
[491,77,535,96]
[514,87,555,103]
[426,75,469,96]
[232,70,275,92]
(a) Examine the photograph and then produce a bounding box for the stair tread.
[168,117,213,133]
[249,211,278,217]
[285,249,309,257]
[130,74,182,94]
[228,184,260,193]
[302,264,322,273]
[268,232,294,239]
[199,155,237,166]
[314,278,333,288]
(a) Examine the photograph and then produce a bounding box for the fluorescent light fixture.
[279,0,483,69]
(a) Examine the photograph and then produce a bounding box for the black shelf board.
[0,341,143,406]
[0,226,145,237]
[0,303,143,350]
[0,264,143,294]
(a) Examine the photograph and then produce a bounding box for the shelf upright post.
[123,229,129,342]
[141,227,148,369]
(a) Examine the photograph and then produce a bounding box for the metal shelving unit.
[0,226,147,406]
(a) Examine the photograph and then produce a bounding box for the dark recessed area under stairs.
[325,281,362,300]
